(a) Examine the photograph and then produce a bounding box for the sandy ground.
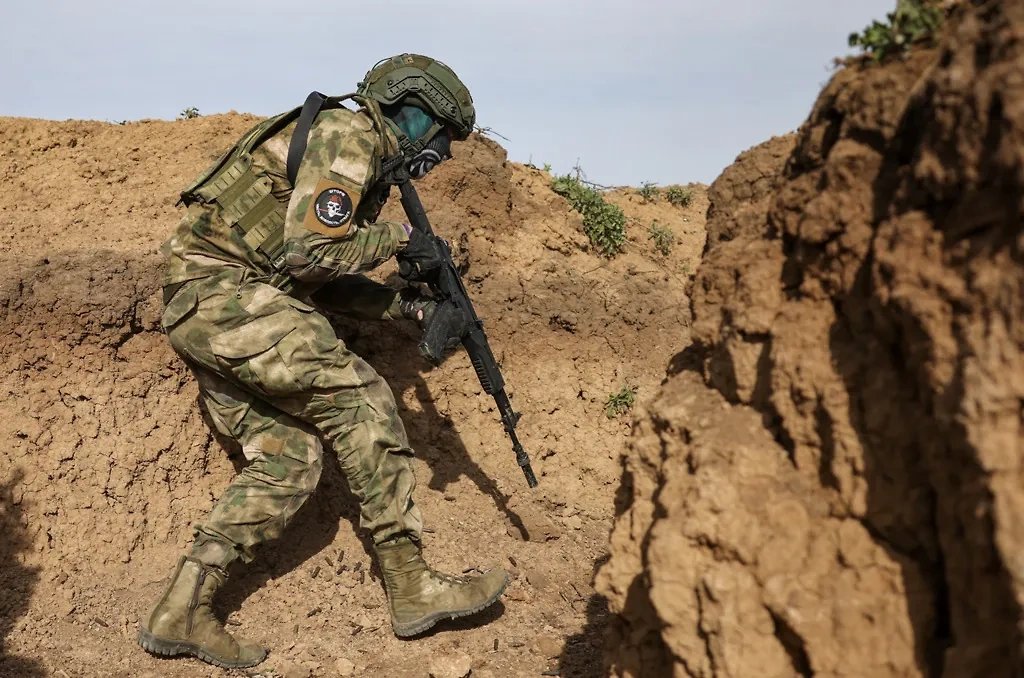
[0,113,707,678]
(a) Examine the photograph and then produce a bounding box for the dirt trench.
[597,1,1024,677]
[0,109,706,677]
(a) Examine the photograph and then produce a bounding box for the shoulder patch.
[314,186,353,227]
[303,178,362,237]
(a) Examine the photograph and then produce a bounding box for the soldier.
[137,54,508,669]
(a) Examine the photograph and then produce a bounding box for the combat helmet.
[356,53,476,149]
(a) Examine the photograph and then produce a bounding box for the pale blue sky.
[1,0,895,186]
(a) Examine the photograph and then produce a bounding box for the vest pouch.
[160,283,199,330]
[178,147,235,206]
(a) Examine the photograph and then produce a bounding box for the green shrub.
[648,221,675,256]
[848,0,943,62]
[179,107,201,120]
[665,186,693,207]
[605,385,637,418]
[552,174,627,257]
[638,181,659,203]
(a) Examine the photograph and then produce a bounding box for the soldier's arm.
[279,114,408,285]
[309,275,403,321]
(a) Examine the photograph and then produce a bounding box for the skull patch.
[313,187,354,228]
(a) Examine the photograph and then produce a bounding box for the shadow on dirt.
[215,449,363,619]
[558,553,622,678]
[0,470,45,678]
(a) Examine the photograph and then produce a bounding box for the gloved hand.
[417,298,468,365]
[397,288,437,329]
[396,228,445,283]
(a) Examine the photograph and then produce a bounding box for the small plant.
[473,125,510,141]
[551,173,627,257]
[179,107,201,120]
[665,186,693,207]
[542,162,552,173]
[638,181,659,203]
[848,0,944,62]
[648,221,675,256]
[605,385,637,419]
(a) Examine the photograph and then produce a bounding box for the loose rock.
[429,652,473,678]
[334,657,356,676]
[535,634,565,659]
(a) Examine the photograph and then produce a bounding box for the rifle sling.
[287,91,329,187]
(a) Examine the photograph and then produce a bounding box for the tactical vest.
[177,93,398,273]
[177,109,301,270]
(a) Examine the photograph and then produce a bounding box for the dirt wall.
[0,109,707,677]
[598,1,1024,676]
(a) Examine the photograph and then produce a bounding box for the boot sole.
[137,627,267,669]
[392,573,510,637]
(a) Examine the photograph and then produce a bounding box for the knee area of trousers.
[245,430,323,471]
[305,442,324,488]
[289,435,324,483]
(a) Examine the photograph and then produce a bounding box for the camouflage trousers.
[161,268,423,569]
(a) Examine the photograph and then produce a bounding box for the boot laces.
[429,567,470,585]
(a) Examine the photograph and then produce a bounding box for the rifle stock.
[397,180,539,488]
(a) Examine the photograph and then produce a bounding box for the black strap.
[380,152,411,186]
[287,91,329,186]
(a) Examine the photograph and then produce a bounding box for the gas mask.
[407,130,452,179]
[386,104,453,179]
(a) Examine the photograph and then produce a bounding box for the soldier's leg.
[139,362,322,668]
[187,365,324,569]
[167,274,423,546]
[284,350,424,545]
[165,275,506,636]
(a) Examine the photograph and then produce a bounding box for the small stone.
[429,651,473,678]
[281,661,312,678]
[535,634,565,659]
[525,569,551,590]
[505,586,529,602]
[334,657,356,676]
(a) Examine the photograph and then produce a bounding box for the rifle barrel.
[396,178,537,488]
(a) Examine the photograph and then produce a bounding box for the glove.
[417,298,469,365]
[397,288,437,329]
[396,228,445,283]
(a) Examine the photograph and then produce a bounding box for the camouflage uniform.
[160,106,423,568]
[140,57,507,669]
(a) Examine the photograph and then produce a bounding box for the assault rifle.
[395,179,539,489]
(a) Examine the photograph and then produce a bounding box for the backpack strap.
[287,91,329,186]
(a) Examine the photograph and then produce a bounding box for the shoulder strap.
[287,91,329,186]
[286,91,402,187]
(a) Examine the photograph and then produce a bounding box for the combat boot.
[137,556,267,669]
[375,538,509,637]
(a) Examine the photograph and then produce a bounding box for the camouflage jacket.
[161,107,409,301]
